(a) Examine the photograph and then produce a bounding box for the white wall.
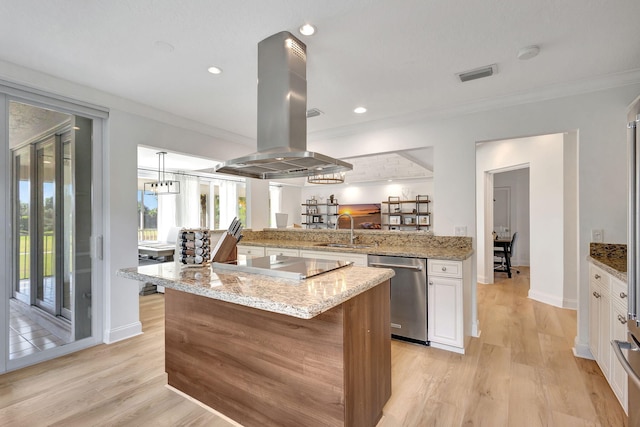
[277,185,303,228]
[563,132,579,308]
[246,179,270,229]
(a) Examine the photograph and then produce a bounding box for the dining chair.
[494,232,519,278]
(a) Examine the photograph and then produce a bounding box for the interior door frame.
[0,81,108,374]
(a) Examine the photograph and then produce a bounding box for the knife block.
[211,232,238,263]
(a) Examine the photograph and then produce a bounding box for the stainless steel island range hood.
[212,31,352,180]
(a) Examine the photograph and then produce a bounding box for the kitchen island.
[118,260,395,427]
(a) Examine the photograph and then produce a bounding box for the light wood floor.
[0,268,627,426]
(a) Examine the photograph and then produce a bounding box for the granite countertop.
[589,256,627,283]
[238,239,473,261]
[118,262,394,319]
[589,242,627,283]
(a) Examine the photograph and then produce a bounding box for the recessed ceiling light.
[299,24,316,36]
[207,66,223,75]
[354,107,367,114]
[517,45,540,60]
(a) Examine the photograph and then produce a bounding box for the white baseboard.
[528,289,565,308]
[430,341,465,354]
[471,320,481,338]
[104,321,143,344]
[477,274,490,284]
[573,338,594,360]
[528,289,577,309]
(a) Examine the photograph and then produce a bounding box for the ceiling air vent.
[306,108,323,118]
[457,64,498,82]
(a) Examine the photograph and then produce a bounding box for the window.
[137,179,158,241]
[137,168,246,240]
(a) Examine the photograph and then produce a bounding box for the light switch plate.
[455,226,467,236]
[591,229,603,243]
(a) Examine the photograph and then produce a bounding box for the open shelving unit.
[301,198,339,229]
[381,195,431,231]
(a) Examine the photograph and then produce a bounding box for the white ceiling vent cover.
[306,108,323,118]
[457,64,498,82]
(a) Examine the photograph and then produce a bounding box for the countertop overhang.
[118,262,394,319]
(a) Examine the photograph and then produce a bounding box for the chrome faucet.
[335,213,355,245]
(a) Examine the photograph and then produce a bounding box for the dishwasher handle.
[612,339,640,390]
[369,262,423,271]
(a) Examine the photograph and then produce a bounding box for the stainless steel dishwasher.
[368,255,428,344]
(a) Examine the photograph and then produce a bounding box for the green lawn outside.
[18,233,54,279]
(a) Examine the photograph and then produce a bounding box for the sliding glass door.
[9,101,93,359]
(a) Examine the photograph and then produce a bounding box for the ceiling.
[2,1,639,182]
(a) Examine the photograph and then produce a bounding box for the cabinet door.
[428,275,463,347]
[599,290,611,379]
[611,302,628,412]
[589,282,602,360]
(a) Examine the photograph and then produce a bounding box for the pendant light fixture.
[307,171,346,184]
[144,151,180,195]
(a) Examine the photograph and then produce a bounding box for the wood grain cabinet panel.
[164,281,391,427]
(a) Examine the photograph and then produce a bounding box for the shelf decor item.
[389,215,401,225]
[417,215,430,225]
[404,216,414,225]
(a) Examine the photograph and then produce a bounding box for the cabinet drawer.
[299,250,368,267]
[589,264,610,289]
[236,245,265,258]
[428,260,462,278]
[265,247,300,257]
[611,277,629,308]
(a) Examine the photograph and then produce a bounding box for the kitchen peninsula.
[118,259,395,427]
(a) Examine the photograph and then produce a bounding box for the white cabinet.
[611,300,629,413]
[265,247,300,257]
[427,258,471,353]
[428,274,463,348]
[589,265,611,378]
[588,262,628,414]
[236,245,265,259]
[611,276,629,413]
[299,249,368,267]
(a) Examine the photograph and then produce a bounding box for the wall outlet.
[591,229,603,243]
[455,226,467,236]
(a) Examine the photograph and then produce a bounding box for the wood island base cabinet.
[164,281,391,427]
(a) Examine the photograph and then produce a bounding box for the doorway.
[476,132,578,309]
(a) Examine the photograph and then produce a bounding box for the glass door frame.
[0,83,107,374]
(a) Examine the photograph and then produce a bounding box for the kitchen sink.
[315,243,372,249]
